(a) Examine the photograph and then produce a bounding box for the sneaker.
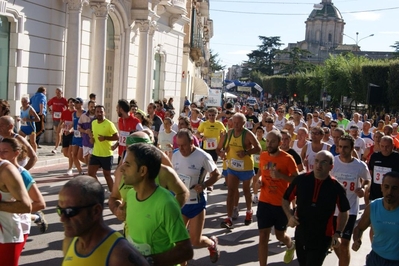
[79,171,86,175]
[208,236,220,263]
[283,240,295,263]
[51,149,57,154]
[244,210,253,225]
[34,211,48,233]
[66,169,73,176]
[232,207,239,220]
[220,218,233,229]
[252,194,259,204]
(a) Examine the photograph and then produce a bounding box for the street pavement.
[19,144,371,265]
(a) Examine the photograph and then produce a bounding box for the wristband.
[335,230,342,237]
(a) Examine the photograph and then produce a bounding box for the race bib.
[74,130,81,138]
[230,158,244,170]
[205,138,217,150]
[254,154,260,164]
[178,173,192,190]
[246,121,253,129]
[373,166,391,185]
[20,120,27,126]
[334,172,357,194]
[119,131,129,147]
[178,173,198,204]
[53,112,61,119]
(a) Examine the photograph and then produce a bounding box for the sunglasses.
[56,203,97,218]
[330,125,337,127]
[265,120,274,123]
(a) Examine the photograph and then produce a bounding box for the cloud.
[351,12,381,21]
[227,50,251,55]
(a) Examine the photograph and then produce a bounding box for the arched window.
[328,33,332,43]
[0,16,10,99]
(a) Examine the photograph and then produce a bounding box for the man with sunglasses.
[59,176,149,266]
[122,143,193,265]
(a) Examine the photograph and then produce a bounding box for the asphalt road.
[19,161,371,266]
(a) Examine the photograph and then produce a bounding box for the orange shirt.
[259,150,298,206]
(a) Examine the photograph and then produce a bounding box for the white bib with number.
[119,131,129,147]
[373,166,391,185]
[178,173,198,204]
[74,130,81,138]
[20,120,27,126]
[54,112,61,119]
[254,154,260,164]
[230,158,244,170]
[205,138,217,150]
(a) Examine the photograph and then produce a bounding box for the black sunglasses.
[56,203,97,218]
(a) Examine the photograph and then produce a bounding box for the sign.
[343,96,347,103]
[207,89,222,107]
[211,72,223,88]
[237,86,251,92]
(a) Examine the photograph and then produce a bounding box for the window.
[0,16,10,99]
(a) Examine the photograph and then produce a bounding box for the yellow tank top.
[226,129,254,171]
[63,231,123,266]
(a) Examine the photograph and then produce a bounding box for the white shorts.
[82,146,93,157]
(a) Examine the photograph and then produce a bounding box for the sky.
[209,0,399,68]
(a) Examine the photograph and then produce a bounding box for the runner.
[252,126,267,204]
[18,96,40,152]
[59,98,76,176]
[77,100,95,165]
[47,88,67,154]
[301,126,331,172]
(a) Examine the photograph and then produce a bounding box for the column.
[135,20,156,105]
[90,2,111,105]
[64,0,84,99]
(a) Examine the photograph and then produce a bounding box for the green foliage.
[387,61,399,110]
[277,47,316,75]
[391,41,399,58]
[209,50,225,72]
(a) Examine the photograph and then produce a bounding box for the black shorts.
[203,149,218,162]
[89,155,113,171]
[296,236,331,266]
[333,214,357,240]
[256,201,287,231]
[62,134,73,148]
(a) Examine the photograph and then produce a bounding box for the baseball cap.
[74,97,83,104]
[325,112,332,119]
[293,109,303,115]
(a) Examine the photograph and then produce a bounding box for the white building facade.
[0,0,194,122]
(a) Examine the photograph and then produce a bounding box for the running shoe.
[252,194,259,204]
[220,218,233,229]
[244,210,253,225]
[283,240,295,263]
[51,149,57,154]
[66,169,73,176]
[232,207,239,220]
[34,211,48,233]
[208,236,220,263]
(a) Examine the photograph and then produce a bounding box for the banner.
[207,89,222,107]
[237,86,251,92]
[211,72,223,88]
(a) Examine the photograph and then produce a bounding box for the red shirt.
[61,109,75,133]
[155,110,165,121]
[117,114,141,156]
[48,97,68,120]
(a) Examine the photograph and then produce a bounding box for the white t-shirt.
[172,148,216,204]
[158,130,176,152]
[354,137,366,158]
[274,117,287,131]
[331,156,371,215]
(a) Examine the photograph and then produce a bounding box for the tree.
[391,41,399,58]
[244,36,284,76]
[276,47,316,75]
[209,50,225,72]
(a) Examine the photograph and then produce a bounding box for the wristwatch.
[335,230,343,238]
[146,256,154,266]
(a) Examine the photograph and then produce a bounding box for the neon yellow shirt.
[92,119,118,157]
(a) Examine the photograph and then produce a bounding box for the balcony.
[160,0,187,15]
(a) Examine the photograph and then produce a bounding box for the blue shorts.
[20,125,36,135]
[222,169,228,177]
[72,137,83,147]
[227,168,255,181]
[182,195,206,219]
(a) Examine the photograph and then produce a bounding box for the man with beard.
[256,130,299,265]
[352,171,399,265]
[282,151,350,266]
[77,100,96,165]
[113,100,143,163]
[88,105,119,192]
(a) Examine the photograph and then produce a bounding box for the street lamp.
[343,32,374,52]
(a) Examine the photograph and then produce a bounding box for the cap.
[75,97,83,104]
[393,123,398,127]
[325,112,332,119]
[293,109,303,115]
[135,109,147,117]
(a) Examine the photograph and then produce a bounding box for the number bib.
[74,130,81,138]
[20,120,27,126]
[373,166,391,185]
[254,154,260,164]
[334,172,357,194]
[230,158,244,170]
[246,121,253,129]
[53,112,61,119]
[119,131,129,147]
[178,173,198,204]
[205,138,217,150]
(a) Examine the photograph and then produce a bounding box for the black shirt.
[283,172,350,248]
[286,148,302,167]
[368,151,399,200]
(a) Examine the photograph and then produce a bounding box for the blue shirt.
[30,92,47,115]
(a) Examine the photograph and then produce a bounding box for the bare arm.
[108,239,149,266]
[17,135,38,170]
[158,165,189,207]
[30,108,40,122]
[352,204,371,251]
[28,183,46,212]
[151,239,193,266]
[109,164,125,221]
[245,130,261,155]
[0,164,31,213]
[282,198,300,227]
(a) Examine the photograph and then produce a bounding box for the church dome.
[308,1,343,20]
